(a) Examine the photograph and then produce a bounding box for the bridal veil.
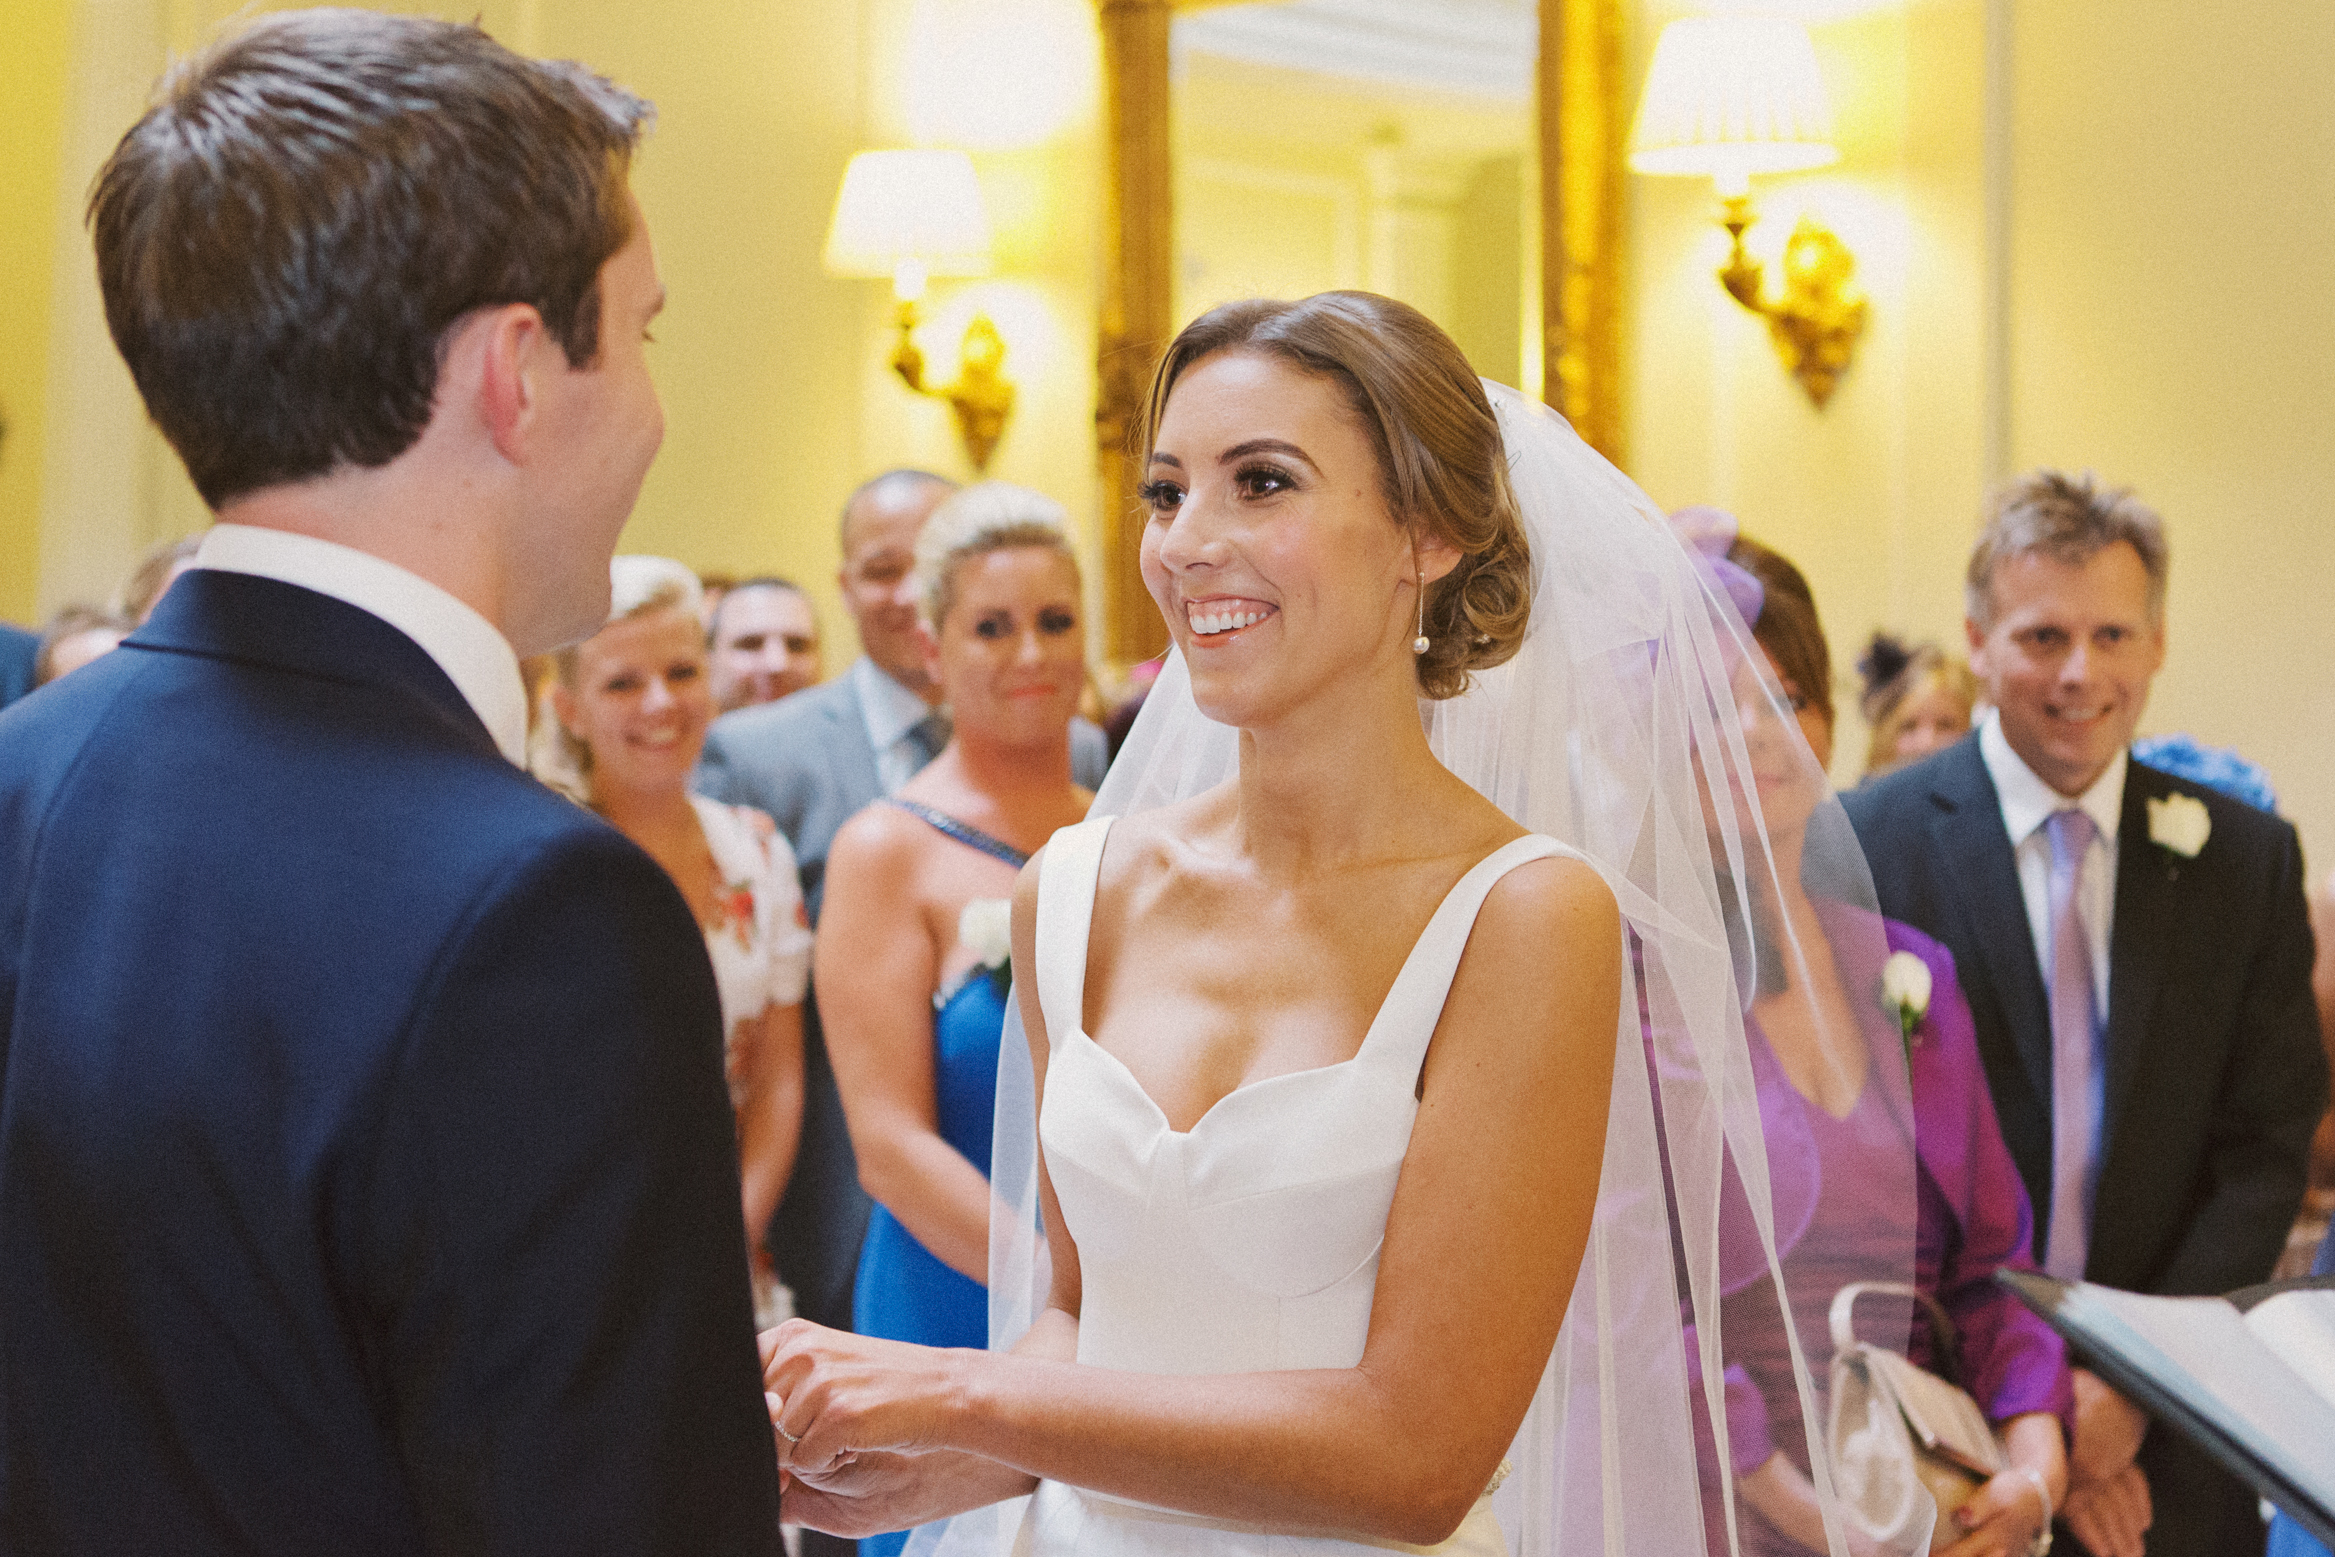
[915,383,1921,1557]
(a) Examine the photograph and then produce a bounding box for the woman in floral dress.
[534,555,812,1324]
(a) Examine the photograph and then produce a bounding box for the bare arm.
[816,810,994,1281]
[734,1000,804,1257]
[769,853,1622,1547]
[769,853,1070,1536]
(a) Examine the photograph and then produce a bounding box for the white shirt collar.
[852,655,932,752]
[1978,706,2126,848]
[194,523,528,767]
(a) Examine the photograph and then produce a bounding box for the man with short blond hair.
[1847,470,2323,1557]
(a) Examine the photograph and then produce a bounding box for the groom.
[1846,472,2324,1557]
[0,14,781,1552]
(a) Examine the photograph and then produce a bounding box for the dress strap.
[886,797,1031,868]
[1034,815,1116,1046]
[1357,834,1583,1078]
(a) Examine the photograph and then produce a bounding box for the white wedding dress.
[1011,814,1571,1557]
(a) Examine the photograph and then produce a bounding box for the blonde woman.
[1857,633,1980,780]
[534,556,811,1321]
[815,484,1094,1557]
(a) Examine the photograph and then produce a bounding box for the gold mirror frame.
[1091,0,1627,668]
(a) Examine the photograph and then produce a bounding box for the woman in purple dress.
[1682,523,2074,1557]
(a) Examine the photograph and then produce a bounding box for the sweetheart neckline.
[1062,1026,1388,1140]
[1045,827,1574,1140]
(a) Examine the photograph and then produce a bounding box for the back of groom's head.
[90,9,652,511]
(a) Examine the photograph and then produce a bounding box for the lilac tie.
[2043,808,2100,1280]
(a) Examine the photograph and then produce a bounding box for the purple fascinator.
[1668,505,1765,629]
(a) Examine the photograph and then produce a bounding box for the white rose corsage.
[959,897,1015,997]
[2147,792,2211,860]
[1880,949,1933,1063]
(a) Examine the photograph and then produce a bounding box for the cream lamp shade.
[822,149,993,299]
[1627,17,1838,197]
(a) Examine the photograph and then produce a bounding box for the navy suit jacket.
[694,668,1107,1333]
[0,572,782,1554]
[0,624,36,708]
[1845,734,2325,1557]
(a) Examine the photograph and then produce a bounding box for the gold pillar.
[1094,0,1176,670]
[1539,0,1628,467]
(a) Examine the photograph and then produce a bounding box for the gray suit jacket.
[691,663,1109,1330]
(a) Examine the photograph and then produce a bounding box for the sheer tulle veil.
[908,383,1919,1557]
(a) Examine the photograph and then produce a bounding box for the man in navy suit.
[0,13,780,1552]
[1846,473,2324,1557]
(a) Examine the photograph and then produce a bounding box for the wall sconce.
[823,149,1015,470]
[1628,17,1867,408]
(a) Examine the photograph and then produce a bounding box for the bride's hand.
[761,1317,969,1473]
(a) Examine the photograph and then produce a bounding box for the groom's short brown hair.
[89,8,652,508]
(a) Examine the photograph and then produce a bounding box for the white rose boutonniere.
[2147,792,2211,860]
[1880,950,1933,1064]
[959,897,1015,996]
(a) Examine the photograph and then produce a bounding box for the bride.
[761,293,1911,1557]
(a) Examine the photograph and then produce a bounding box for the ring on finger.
[775,1421,802,1448]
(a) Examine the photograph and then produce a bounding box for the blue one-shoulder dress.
[852,801,1025,1557]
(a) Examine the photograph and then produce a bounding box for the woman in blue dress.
[816,482,1095,1556]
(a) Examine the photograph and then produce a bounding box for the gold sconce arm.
[891,300,1016,473]
[1716,194,1867,408]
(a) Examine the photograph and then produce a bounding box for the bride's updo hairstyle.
[1138,291,1532,699]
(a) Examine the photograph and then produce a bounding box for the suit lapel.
[2100,763,2180,1160]
[1928,742,2056,1109]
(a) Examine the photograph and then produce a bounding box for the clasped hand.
[760,1319,1013,1536]
[760,1319,957,1473]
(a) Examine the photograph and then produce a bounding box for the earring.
[1412,568,1430,655]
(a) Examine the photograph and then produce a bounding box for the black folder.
[1999,1270,2335,1549]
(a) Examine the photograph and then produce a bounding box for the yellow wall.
[537,0,1107,660]
[13,1,2330,865]
[1622,0,2335,868]
[13,0,1106,666]
[2006,0,2335,872]
[0,0,75,625]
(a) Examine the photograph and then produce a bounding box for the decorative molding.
[1174,0,1533,104]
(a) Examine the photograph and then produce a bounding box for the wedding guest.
[1681,524,2071,1557]
[709,574,823,711]
[816,483,1093,1557]
[695,471,1109,1342]
[1859,632,1979,780]
[534,555,811,1324]
[115,535,200,623]
[0,13,781,1550]
[34,606,132,686]
[1846,471,2325,1557]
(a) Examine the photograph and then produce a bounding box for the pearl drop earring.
[1412,568,1430,655]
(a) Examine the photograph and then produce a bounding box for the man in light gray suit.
[696,469,1107,1368]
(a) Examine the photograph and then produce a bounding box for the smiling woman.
[531,555,812,1325]
[813,482,1097,1557]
